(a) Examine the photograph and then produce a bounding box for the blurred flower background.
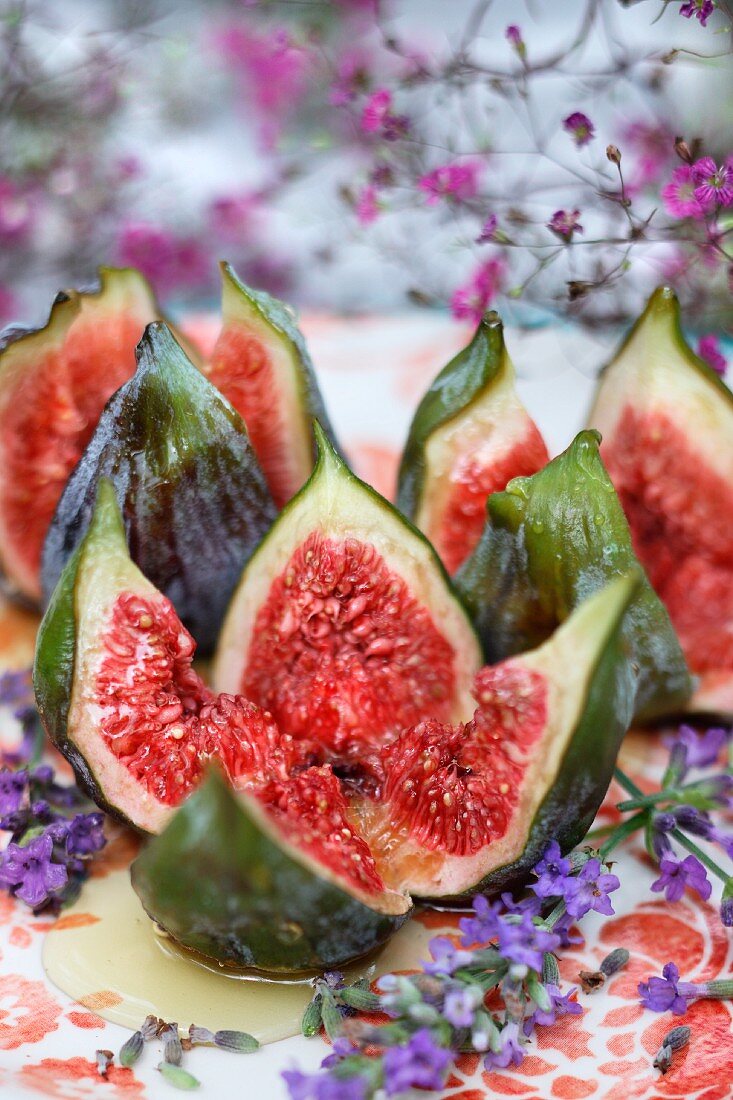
[0,0,731,330]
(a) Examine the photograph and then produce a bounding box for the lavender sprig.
[0,670,106,911]
[287,845,617,1099]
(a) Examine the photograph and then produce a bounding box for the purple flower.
[638,962,697,1015]
[0,669,32,706]
[0,769,28,816]
[651,854,712,903]
[672,804,714,838]
[547,209,583,242]
[697,336,727,376]
[679,0,715,26]
[563,112,595,147]
[0,832,68,908]
[484,1020,524,1070]
[418,161,481,205]
[476,214,499,244]
[283,1069,367,1100]
[329,50,370,107]
[443,985,482,1028]
[527,984,583,1030]
[496,911,560,974]
[692,157,733,208]
[721,896,733,927]
[564,858,620,919]
[424,935,474,976]
[116,222,209,295]
[451,259,505,324]
[320,1037,356,1068]
[459,895,502,946]
[66,812,106,857]
[532,840,573,899]
[664,724,728,766]
[383,1029,451,1095]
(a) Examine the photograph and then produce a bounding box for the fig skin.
[41,322,277,654]
[456,430,692,723]
[131,769,412,972]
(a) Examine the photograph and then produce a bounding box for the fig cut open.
[0,268,166,602]
[396,311,548,574]
[204,263,338,509]
[588,286,733,717]
[213,423,483,761]
[351,571,639,899]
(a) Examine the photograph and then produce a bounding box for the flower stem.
[613,766,644,799]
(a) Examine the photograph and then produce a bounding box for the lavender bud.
[96,1050,114,1078]
[339,985,381,1011]
[721,883,733,927]
[157,1063,200,1090]
[320,994,344,1040]
[664,1025,691,1051]
[119,1031,144,1067]
[653,1042,673,1074]
[600,948,630,977]
[542,952,560,986]
[301,995,323,1037]
[162,1024,183,1066]
[213,1030,259,1053]
[188,1024,215,1045]
[141,1014,161,1041]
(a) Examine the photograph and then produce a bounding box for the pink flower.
[476,214,498,243]
[214,26,311,148]
[691,157,733,208]
[505,25,526,58]
[563,112,594,147]
[418,161,481,205]
[116,222,209,295]
[623,120,674,188]
[451,259,505,323]
[361,89,392,133]
[208,192,258,241]
[329,50,370,107]
[661,166,705,219]
[547,208,583,241]
[356,185,379,225]
[697,334,727,376]
[679,0,715,26]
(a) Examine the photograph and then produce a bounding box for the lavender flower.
[0,769,28,816]
[65,812,106,856]
[663,724,728,767]
[532,840,573,898]
[495,911,561,974]
[0,832,68,908]
[459,894,501,946]
[564,858,620,919]
[443,985,483,1028]
[382,1029,451,1095]
[484,1020,524,1069]
[651,854,712,903]
[525,984,582,1031]
[283,1069,368,1100]
[638,963,697,1015]
[424,935,474,976]
[563,112,595,147]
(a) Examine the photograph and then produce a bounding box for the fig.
[0,268,166,602]
[397,311,548,573]
[353,573,639,899]
[456,430,691,721]
[131,768,411,972]
[204,262,338,509]
[587,286,733,715]
[35,481,410,967]
[41,322,277,652]
[213,423,483,761]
